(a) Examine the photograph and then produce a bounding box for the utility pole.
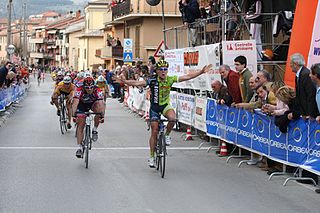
[7,0,13,59]
[23,2,27,63]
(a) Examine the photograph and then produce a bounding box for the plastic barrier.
[0,85,27,111]
[206,98,320,175]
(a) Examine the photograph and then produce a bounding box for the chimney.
[76,10,81,19]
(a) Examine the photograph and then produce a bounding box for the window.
[84,49,86,59]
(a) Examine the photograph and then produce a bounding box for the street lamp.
[146,0,166,50]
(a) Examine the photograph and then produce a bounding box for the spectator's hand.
[316,116,320,123]
[287,113,293,120]
[183,22,189,27]
[302,115,308,120]
[231,102,236,107]
[201,64,213,74]
[220,99,225,105]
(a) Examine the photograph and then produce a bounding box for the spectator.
[255,69,273,90]
[179,0,201,46]
[116,37,122,47]
[0,61,13,89]
[256,84,276,108]
[309,63,320,123]
[219,64,242,104]
[211,80,233,106]
[262,81,288,116]
[234,55,253,103]
[288,53,318,120]
[235,75,258,110]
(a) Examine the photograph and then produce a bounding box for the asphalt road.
[0,76,319,213]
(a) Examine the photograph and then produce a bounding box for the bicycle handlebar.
[74,112,103,116]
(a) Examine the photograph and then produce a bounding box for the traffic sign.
[123,52,133,62]
[124,39,133,51]
[154,41,167,57]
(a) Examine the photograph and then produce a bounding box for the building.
[76,0,109,70]
[99,0,182,68]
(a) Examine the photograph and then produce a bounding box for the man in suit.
[288,53,318,185]
[288,53,318,120]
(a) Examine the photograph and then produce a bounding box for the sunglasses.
[159,68,168,71]
[84,86,94,89]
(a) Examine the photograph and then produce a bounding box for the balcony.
[111,0,179,21]
[44,53,54,59]
[99,46,123,58]
[30,52,44,58]
[30,38,44,44]
[45,38,56,44]
[56,39,63,46]
[55,55,62,61]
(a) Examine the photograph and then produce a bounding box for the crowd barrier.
[124,87,320,176]
[0,84,28,111]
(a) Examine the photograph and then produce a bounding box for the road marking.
[0,146,207,150]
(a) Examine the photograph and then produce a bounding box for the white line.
[0,146,207,150]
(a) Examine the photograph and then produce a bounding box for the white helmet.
[57,71,63,76]
[63,76,72,84]
[84,71,92,78]
[97,75,106,83]
[77,72,85,78]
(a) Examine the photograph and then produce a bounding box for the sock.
[150,151,154,158]
[78,144,82,148]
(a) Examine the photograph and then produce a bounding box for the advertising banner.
[194,96,207,132]
[252,112,270,155]
[216,103,228,140]
[177,93,195,125]
[165,43,221,91]
[222,40,258,74]
[225,107,238,144]
[269,119,288,161]
[305,120,320,171]
[308,1,320,68]
[170,91,178,111]
[206,98,218,137]
[235,109,253,149]
[287,119,309,165]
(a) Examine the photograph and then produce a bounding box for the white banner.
[222,40,258,74]
[132,87,146,111]
[170,91,178,111]
[127,86,134,110]
[194,96,207,132]
[165,43,221,91]
[308,1,320,68]
[177,93,195,125]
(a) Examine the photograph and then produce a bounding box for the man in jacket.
[219,64,242,104]
[234,55,253,103]
[0,61,13,88]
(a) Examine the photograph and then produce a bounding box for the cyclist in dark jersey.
[116,60,212,167]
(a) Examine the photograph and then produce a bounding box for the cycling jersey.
[146,75,178,107]
[74,86,104,104]
[74,78,84,88]
[54,82,76,96]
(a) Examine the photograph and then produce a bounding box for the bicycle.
[58,94,68,134]
[76,111,102,169]
[149,118,170,178]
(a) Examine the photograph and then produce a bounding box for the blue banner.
[225,107,238,144]
[206,99,218,137]
[216,103,228,140]
[252,112,270,155]
[285,119,308,165]
[0,85,26,111]
[305,120,320,171]
[269,118,288,161]
[236,109,253,149]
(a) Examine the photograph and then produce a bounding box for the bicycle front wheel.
[84,125,91,168]
[160,135,166,178]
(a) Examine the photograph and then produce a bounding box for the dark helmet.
[83,76,95,87]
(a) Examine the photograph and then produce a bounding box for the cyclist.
[116,59,212,167]
[72,76,105,158]
[51,76,76,129]
[55,71,64,86]
[74,72,85,87]
[96,75,109,101]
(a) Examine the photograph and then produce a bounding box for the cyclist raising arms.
[72,76,105,158]
[116,60,212,167]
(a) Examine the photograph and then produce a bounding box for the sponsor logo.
[292,127,302,142]
[313,130,320,146]
[257,119,264,133]
[229,111,236,124]
[241,112,249,127]
[184,51,199,66]
[218,109,224,121]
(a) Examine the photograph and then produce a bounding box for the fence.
[123,87,320,185]
[0,84,28,111]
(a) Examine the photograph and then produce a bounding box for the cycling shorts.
[150,104,174,121]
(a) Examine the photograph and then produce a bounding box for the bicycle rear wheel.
[59,103,67,134]
[84,125,91,168]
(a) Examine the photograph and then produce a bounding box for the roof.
[41,11,60,17]
[65,19,85,34]
[0,18,8,24]
[77,30,104,38]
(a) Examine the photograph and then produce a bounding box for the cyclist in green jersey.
[116,60,212,167]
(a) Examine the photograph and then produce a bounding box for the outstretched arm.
[114,75,147,87]
[178,64,212,82]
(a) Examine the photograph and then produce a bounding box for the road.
[0,76,319,213]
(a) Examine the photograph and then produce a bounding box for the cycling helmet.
[57,71,63,76]
[63,76,72,84]
[84,71,92,77]
[83,77,95,87]
[97,75,106,83]
[156,59,169,69]
[70,72,77,79]
[77,72,85,79]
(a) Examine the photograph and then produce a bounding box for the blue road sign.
[123,52,133,62]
